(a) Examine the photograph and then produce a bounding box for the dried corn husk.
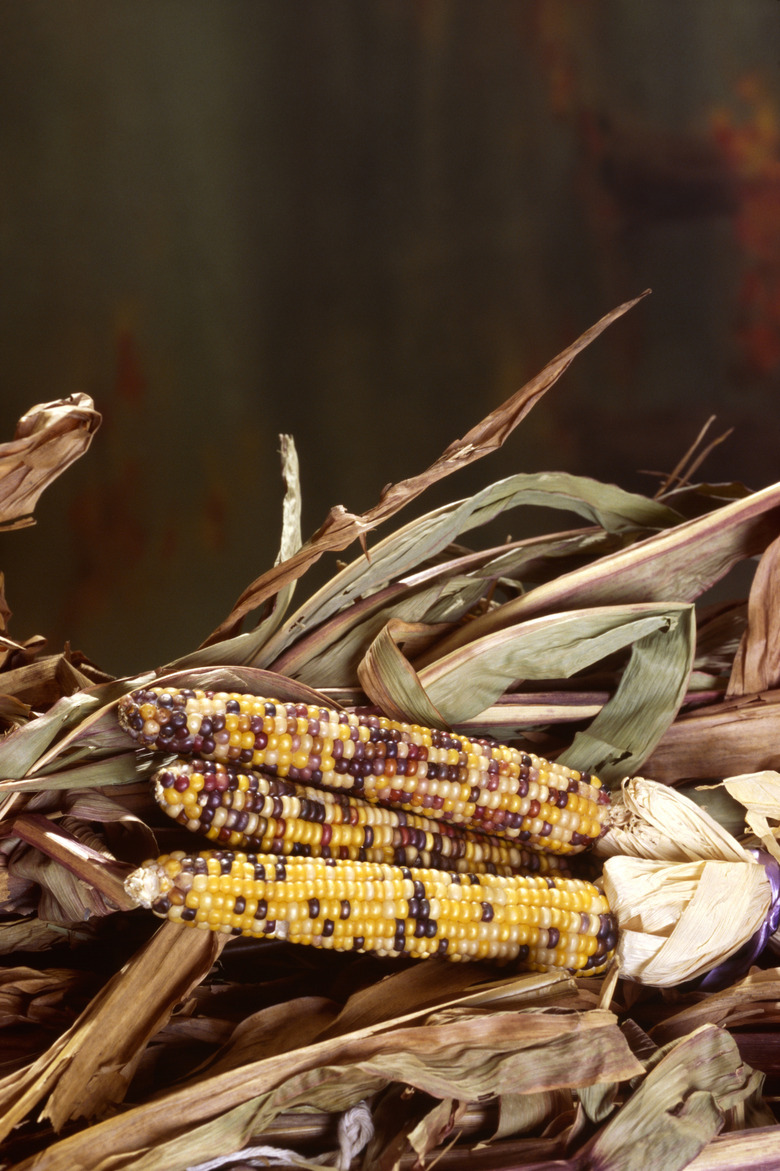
[593,777,774,986]
[601,855,770,986]
[720,770,780,863]
[595,776,754,863]
[0,393,101,530]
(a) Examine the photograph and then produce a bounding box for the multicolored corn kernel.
[153,757,574,878]
[125,849,617,972]
[118,688,611,854]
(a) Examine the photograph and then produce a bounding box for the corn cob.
[125,849,617,972]
[119,688,610,854]
[153,757,574,878]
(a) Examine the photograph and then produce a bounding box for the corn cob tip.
[125,861,168,909]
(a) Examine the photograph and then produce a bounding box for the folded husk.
[595,776,754,863]
[602,856,770,986]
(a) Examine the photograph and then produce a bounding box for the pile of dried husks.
[3,294,780,1171]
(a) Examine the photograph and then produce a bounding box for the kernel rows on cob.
[119,687,611,854]
[153,758,575,877]
[126,849,617,972]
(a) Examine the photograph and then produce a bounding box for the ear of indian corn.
[118,688,610,854]
[125,849,617,973]
[153,757,574,878]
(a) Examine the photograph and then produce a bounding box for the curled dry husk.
[594,777,772,986]
[0,393,101,531]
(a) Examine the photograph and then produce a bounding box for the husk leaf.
[417,603,691,729]
[727,531,780,696]
[425,477,780,660]
[595,776,754,863]
[643,688,780,781]
[258,466,678,672]
[601,856,770,986]
[199,292,650,647]
[13,1004,640,1171]
[560,604,695,782]
[0,394,101,531]
[0,920,224,1140]
[720,770,780,863]
[583,1024,765,1171]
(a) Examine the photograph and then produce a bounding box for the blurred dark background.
[1,0,779,676]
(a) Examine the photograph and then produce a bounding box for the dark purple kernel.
[234,895,246,915]
[339,900,351,920]
[539,821,553,836]
[180,907,197,921]
[437,937,449,955]
[308,898,320,919]
[597,914,614,939]
[322,920,334,937]
[481,902,494,922]
[211,714,226,732]
[517,944,530,962]
[547,927,560,949]
[275,861,287,881]
[424,919,438,938]
[225,699,241,714]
